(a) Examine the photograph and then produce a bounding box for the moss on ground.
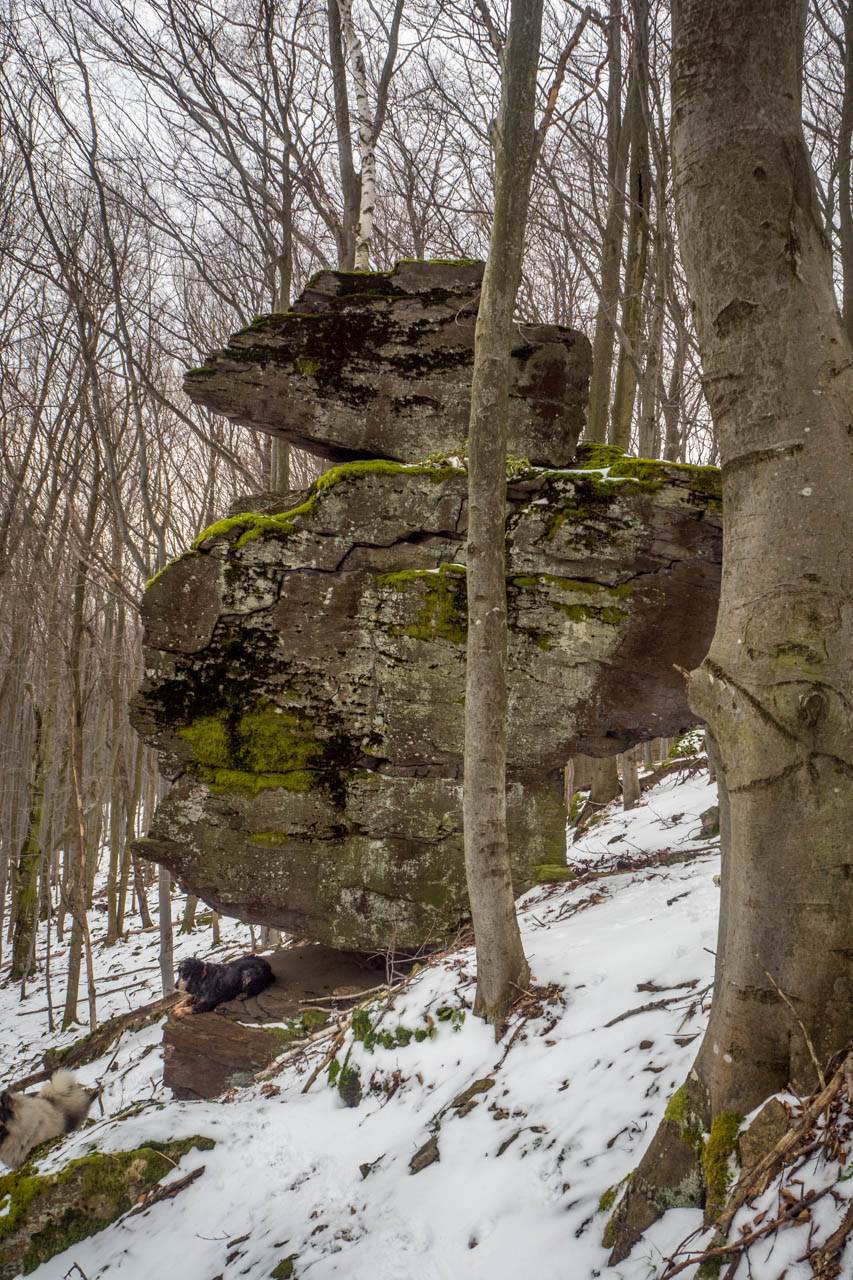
[0,1137,214,1276]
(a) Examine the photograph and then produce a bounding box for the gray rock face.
[132,450,722,951]
[184,260,591,468]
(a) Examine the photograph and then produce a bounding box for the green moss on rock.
[574,443,627,469]
[0,1137,213,1277]
[379,563,468,645]
[191,458,461,552]
[270,1255,298,1278]
[534,864,575,883]
[701,1112,743,1220]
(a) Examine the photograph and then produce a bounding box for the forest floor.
[1,744,851,1280]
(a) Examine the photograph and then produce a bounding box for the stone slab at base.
[163,945,383,1099]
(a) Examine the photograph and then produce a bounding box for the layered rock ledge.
[184,260,591,467]
[132,448,721,952]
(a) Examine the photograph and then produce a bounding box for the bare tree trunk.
[117,739,144,937]
[839,1,853,343]
[132,855,153,930]
[463,0,545,1030]
[327,0,361,269]
[61,475,99,1031]
[337,0,376,269]
[10,708,45,983]
[619,747,641,810]
[270,440,290,494]
[158,864,175,995]
[585,2,629,443]
[609,0,853,1257]
[571,754,594,792]
[179,895,198,934]
[610,0,650,450]
[589,754,620,806]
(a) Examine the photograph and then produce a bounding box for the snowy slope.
[2,756,847,1280]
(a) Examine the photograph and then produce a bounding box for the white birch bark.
[337,0,376,269]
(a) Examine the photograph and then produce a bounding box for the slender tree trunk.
[327,0,360,269]
[133,855,153,930]
[637,185,667,457]
[158,864,175,995]
[839,1,853,343]
[609,0,853,1257]
[661,316,686,461]
[585,3,629,443]
[179,894,198,934]
[619,747,641,810]
[61,475,99,1030]
[337,0,375,269]
[610,1,650,449]
[463,0,544,1030]
[106,551,125,945]
[589,754,620,806]
[10,710,45,983]
[117,739,144,937]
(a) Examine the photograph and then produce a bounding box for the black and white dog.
[175,954,275,1014]
[0,1071,97,1169]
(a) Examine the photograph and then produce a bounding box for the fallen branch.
[7,994,180,1091]
[604,996,684,1027]
[301,1027,348,1094]
[715,1051,851,1239]
[660,1185,830,1279]
[127,1165,206,1215]
[800,1196,853,1275]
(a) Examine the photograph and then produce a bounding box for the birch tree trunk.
[609,0,853,1256]
[463,0,544,1030]
[337,0,375,270]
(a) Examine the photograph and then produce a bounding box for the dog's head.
[0,1090,14,1137]
[176,957,206,994]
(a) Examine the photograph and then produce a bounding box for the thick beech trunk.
[609,0,853,1259]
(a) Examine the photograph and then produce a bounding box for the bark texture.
[462,0,545,1027]
[608,0,853,1261]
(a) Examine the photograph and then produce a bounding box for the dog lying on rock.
[0,1071,97,1168]
[175,954,275,1014]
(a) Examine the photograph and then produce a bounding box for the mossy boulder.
[184,259,591,468]
[132,452,721,952]
[0,1137,213,1278]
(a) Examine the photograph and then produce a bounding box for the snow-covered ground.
[1,753,849,1280]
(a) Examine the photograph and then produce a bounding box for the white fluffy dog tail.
[40,1071,94,1125]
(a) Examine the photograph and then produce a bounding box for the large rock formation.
[184,259,590,467]
[133,260,721,952]
[132,448,721,952]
